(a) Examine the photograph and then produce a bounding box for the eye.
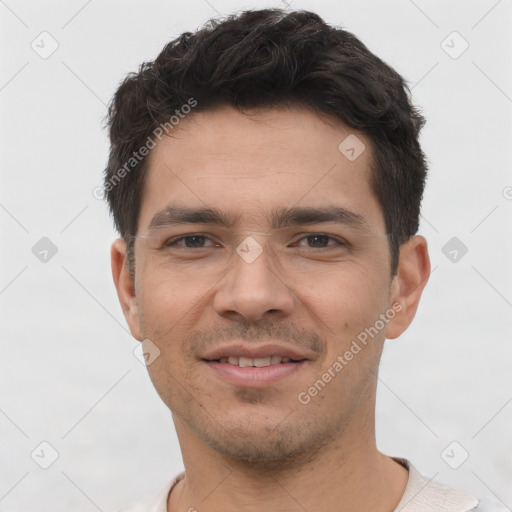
[294,234,347,249]
[161,233,348,250]
[164,234,217,248]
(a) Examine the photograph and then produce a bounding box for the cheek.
[298,264,389,344]
[136,275,198,404]
[135,268,199,346]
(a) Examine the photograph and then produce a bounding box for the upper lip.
[201,343,313,361]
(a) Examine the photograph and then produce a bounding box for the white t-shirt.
[114,457,507,512]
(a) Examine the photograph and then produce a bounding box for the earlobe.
[386,236,431,340]
[111,238,141,340]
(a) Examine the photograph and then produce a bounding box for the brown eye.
[294,234,347,249]
[165,235,216,248]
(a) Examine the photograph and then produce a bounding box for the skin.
[112,105,430,512]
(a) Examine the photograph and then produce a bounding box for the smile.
[213,355,301,367]
[203,358,306,387]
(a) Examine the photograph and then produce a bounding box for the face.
[113,105,427,465]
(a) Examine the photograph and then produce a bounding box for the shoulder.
[392,457,507,512]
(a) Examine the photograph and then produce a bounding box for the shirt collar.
[148,458,480,512]
[391,457,479,512]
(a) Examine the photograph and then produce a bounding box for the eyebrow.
[148,205,371,233]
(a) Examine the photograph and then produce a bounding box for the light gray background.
[1,0,511,510]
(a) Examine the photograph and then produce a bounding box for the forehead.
[138,105,384,234]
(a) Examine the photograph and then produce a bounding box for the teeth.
[253,356,271,367]
[238,357,253,367]
[218,355,296,367]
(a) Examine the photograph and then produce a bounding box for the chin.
[191,410,332,469]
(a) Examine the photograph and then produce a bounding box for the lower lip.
[204,361,305,387]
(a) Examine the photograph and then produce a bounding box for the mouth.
[202,354,307,387]
[200,343,313,387]
[206,355,305,367]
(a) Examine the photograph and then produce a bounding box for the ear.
[111,238,141,341]
[386,235,430,339]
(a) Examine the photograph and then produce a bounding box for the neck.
[167,406,409,512]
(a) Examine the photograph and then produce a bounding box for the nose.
[213,238,295,324]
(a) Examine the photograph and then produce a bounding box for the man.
[104,8,505,512]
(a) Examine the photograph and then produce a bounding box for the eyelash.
[163,233,348,250]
